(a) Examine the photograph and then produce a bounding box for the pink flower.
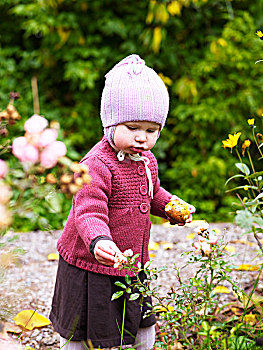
[198,236,207,244]
[12,137,28,160]
[12,137,39,163]
[40,141,67,168]
[24,114,48,134]
[0,159,8,178]
[40,148,59,169]
[46,141,67,157]
[200,241,212,256]
[194,242,201,250]
[22,144,39,163]
[25,132,40,146]
[209,235,219,245]
[37,128,58,148]
[194,222,209,233]
[123,249,134,257]
[113,249,134,268]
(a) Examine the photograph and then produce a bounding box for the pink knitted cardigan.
[57,136,172,276]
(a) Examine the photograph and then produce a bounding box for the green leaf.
[125,275,131,285]
[132,254,140,260]
[129,293,140,301]
[226,185,257,193]
[254,192,263,201]
[114,281,126,289]
[111,291,124,301]
[45,192,62,213]
[201,321,209,331]
[225,174,245,186]
[235,163,250,176]
[248,171,263,179]
[235,210,254,231]
[144,261,151,269]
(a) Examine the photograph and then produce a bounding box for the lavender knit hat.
[100,54,169,144]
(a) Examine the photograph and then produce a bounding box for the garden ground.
[1,222,262,349]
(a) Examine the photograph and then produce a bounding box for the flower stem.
[235,149,256,198]
[253,127,263,159]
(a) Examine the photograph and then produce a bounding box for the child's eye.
[126,126,137,130]
[147,129,157,133]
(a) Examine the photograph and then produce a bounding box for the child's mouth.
[130,147,145,153]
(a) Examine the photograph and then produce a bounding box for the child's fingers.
[189,205,196,214]
[94,240,123,266]
[95,246,116,262]
[185,213,193,223]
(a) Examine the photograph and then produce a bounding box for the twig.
[252,227,263,255]
[31,76,40,115]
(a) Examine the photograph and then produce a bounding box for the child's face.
[113,121,160,154]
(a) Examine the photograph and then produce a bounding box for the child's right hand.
[94,240,123,266]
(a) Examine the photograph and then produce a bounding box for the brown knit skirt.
[49,256,156,348]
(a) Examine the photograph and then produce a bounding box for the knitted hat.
[101,54,169,144]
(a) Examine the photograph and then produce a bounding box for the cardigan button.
[140,185,147,196]
[139,203,148,213]
[137,166,145,176]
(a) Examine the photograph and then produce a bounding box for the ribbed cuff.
[89,236,113,255]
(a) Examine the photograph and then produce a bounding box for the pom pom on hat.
[101,54,169,138]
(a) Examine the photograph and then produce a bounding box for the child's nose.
[135,131,147,142]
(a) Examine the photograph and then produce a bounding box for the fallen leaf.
[154,305,174,313]
[148,240,159,251]
[149,252,156,258]
[170,342,184,349]
[213,286,230,294]
[47,253,59,261]
[231,239,256,247]
[186,233,195,240]
[162,242,174,250]
[224,245,236,253]
[14,310,50,330]
[235,264,259,271]
[231,307,243,316]
[242,314,257,325]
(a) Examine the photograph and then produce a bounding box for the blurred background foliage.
[1,0,263,228]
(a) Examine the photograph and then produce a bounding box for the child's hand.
[94,240,123,266]
[168,195,196,226]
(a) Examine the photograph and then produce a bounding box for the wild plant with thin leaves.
[112,225,263,349]
[223,118,263,255]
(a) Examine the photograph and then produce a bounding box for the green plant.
[223,117,263,254]
[112,224,263,349]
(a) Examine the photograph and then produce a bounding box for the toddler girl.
[49,54,195,350]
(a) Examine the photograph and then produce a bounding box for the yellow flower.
[222,132,241,152]
[242,139,251,156]
[248,118,255,126]
[256,30,263,40]
[244,186,249,191]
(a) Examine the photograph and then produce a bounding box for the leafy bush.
[0,0,263,222]
[113,224,263,349]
